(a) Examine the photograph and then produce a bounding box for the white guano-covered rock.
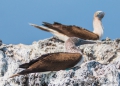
[0,37,120,86]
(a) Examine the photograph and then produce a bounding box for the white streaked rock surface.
[0,37,120,86]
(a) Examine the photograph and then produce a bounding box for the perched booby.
[30,11,105,41]
[10,37,85,78]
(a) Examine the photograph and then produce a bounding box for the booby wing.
[19,54,50,69]
[10,52,82,78]
[30,22,99,40]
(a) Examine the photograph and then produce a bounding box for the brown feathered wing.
[31,22,99,40]
[10,52,82,78]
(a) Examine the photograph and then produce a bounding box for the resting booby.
[9,37,85,78]
[30,11,105,41]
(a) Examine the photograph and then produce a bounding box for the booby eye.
[98,12,101,15]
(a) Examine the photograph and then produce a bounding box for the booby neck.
[93,18,103,39]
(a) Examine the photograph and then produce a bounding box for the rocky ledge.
[0,37,120,86]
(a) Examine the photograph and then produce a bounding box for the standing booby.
[9,37,85,78]
[30,11,105,41]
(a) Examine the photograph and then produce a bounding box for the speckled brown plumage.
[42,22,99,40]
[10,53,82,78]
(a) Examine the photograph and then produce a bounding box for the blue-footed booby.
[30,11,105,41]
[10,37,87,78]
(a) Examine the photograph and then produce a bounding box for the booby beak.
[69,37,96,46]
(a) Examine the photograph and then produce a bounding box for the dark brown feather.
[11,52,82,77]
[19,54,50,69]
[42,22,99,40]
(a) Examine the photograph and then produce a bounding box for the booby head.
[94,11,105,20]
[66,37,82,46]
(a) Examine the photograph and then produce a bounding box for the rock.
[0,37,120,86]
